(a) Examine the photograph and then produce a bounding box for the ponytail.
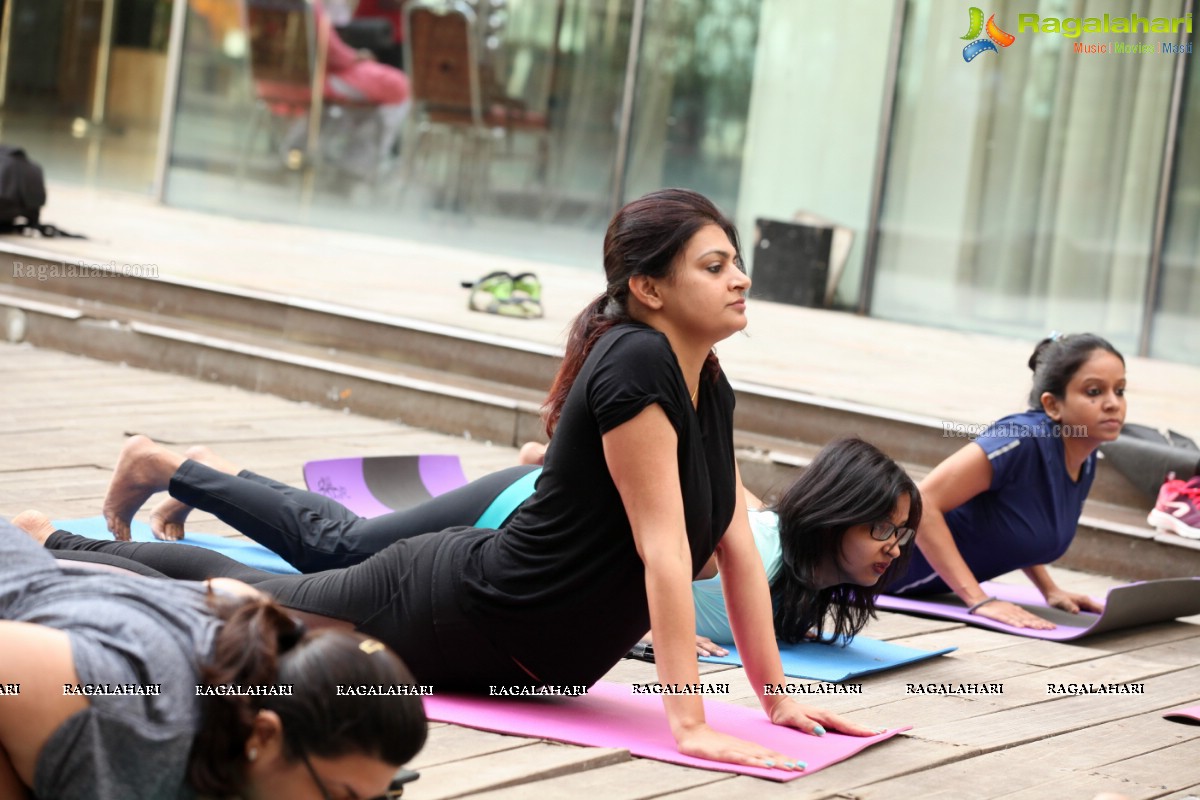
[188,594,303,795]
[188,593,427,796]
[544,293,630,436]
[543,189,740,436]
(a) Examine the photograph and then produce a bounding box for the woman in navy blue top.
[890,333,1126,630]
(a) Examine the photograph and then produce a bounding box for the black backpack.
[0,146,82,237]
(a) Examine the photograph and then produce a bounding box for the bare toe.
[149,497,192,541]
[12,509,56,546]
[102,435,183,541]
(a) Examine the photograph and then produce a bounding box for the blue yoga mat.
[53,517,299,575]
[699,635,956,683]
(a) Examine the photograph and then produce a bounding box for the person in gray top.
[0,516,426,800]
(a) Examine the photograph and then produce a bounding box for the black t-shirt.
[451,323,738,685]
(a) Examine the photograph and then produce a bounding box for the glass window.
[0,0,176,193]
[163,0,637,269]
[873,0,1182,354]
[1154,46,1200,365]
[729,0,896,307]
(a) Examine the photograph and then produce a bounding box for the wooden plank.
[859,611,967,640]
[464,758,731,800]
[403,744,628,800]
[651,737,965,800]
[406,725,536,770]
[847,712,1200,798]
[911,665,1200,751]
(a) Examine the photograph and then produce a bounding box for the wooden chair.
[238,0,374,188]
[399,0,552,212]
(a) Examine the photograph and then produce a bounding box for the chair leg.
[237,103,268,187]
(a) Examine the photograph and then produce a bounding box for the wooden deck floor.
[6,344,1200,799]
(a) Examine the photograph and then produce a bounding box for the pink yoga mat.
[878,578,1200,640]
[1164,705,1200,724]
[423,681,908,781]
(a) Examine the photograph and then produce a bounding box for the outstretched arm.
[603,405,798,771]
[917,444,1056,629]
[720,466,875,738]
[0,622,90,793]
[1022,564,1104,614]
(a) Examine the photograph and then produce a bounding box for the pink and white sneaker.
[1148,473,1200,539]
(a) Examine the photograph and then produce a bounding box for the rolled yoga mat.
[302,455,470,518]
[1163,705,1200,724]
[52,517,299,574]
[423,680,909,781]
[699,636,955,683]
[877,578,1200,640]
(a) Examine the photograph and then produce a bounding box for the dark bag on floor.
[1100,423,1200,500]
[0,145,83,238]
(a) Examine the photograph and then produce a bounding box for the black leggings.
[45,461,541,688]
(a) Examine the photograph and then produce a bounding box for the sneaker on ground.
[1147,473,1200,539]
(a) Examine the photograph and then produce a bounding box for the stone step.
[3,272,1194,579]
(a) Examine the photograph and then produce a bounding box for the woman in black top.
[47,189,875,771]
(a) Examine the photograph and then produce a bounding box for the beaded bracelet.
[967,597,998,614]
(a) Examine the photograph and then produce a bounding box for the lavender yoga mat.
[877,578,1200,640]
[1164,705,1200,724]
[700,636,955,683]
[423,681,908,782]
[303,455,469,518]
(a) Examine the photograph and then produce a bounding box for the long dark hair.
[770,437,921,644]
[1027,333,1124,410]
[188,594,427,796]
[543,188,741,436]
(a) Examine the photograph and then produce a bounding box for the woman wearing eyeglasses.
[690,437,919,651]
[0,519,425,800]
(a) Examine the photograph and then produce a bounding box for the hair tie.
[1048,330,1063,342]
[359,639,386,655]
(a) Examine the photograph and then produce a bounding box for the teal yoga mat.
[699,636,955,683]
[52,517,299,574]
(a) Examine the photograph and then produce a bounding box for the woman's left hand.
[767,697,880,738]
[1045,588,1104,615]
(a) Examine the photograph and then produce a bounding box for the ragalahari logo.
[962,7,1016,62]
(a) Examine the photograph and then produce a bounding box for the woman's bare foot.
[102,435,187,541]
[148,445,242,541]
[11,510,56,546]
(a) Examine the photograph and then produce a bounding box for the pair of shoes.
[1147,472,1200,539]
[461,271,543,319]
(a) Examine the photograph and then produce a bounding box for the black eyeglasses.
[870,520,916,547]
[301,753,410,800]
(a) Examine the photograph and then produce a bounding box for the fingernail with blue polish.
[813,724,826,736]
[783,761,794,768]
[763,760,775,767]
[796,761,807,769]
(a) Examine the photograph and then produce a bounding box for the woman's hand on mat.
[694,635,727,658]
[973,599,1056,630]
[768,697,878,738]
[1045,588,1104,615]
[639,632,728,658]
[675,724,802,771]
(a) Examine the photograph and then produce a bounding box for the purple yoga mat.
[302,455,469,517]
[1164,704,1200,724]
[423,681,908,781]
[877,578,1200,640]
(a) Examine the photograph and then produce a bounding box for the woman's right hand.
[675,723,803,771]
[972,599,1055,630]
